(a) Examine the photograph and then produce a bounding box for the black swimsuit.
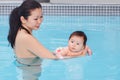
[20,26,31,34]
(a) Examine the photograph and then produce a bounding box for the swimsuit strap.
[20,26,31,34]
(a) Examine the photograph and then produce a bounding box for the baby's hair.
[69,31,87,46]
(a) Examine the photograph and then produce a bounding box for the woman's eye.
[40,16,43,18]
[34,18,38,20]
[76,43,80,45]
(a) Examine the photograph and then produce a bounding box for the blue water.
[0,15,120,80]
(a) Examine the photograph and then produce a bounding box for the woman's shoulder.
[16,31,38,45]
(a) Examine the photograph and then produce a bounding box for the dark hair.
[7,0,42,48]
[69,31,87,46]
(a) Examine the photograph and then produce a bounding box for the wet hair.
[69,31,87,46]
[7,0,42,48]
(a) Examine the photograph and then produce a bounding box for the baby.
[54,31,92,58]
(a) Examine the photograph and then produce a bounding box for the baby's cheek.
[80,45,84,49]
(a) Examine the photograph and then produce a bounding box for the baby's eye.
[71,41,74,43]
[76,43,80,45]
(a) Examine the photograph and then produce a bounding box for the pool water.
[0,15,120,80]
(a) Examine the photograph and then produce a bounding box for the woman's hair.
[8,0,42,48]
[69,31,87,46]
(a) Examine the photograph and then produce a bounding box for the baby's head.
[68,31,87,52]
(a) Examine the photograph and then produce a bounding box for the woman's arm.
[24,35,58,59]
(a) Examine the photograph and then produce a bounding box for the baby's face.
[68,35,84,52]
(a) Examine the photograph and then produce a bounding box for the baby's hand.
[86,46,92,55]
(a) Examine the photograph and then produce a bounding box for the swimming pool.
[0,15,120,80]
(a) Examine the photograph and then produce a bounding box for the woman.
[8,0,60,80]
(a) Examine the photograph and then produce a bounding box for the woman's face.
[23,8,43,31]
[68,35,84,52]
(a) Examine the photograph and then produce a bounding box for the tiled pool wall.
[0,2,120,16]
[42,4,120,16]
[50,0,120,4]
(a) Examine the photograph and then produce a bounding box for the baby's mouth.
[71,48,76,51]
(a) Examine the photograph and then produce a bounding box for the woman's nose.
[38,18,43,23]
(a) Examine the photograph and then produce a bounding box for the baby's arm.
[66,45,92,56]
[54,47,68,58]
[78,45,92,56]
[66,50,85,56]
